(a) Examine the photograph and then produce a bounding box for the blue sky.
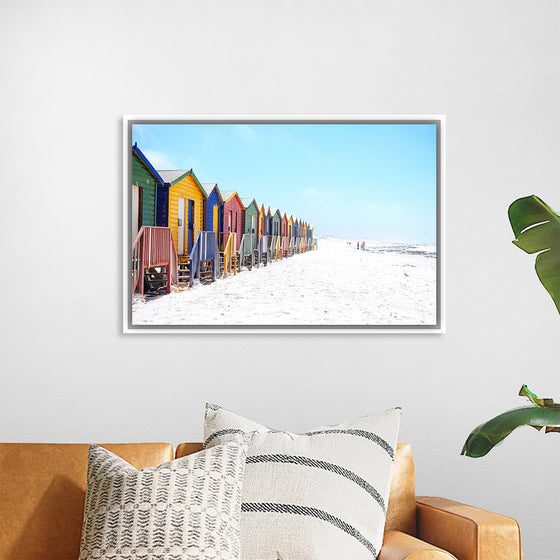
[132,122,438,243]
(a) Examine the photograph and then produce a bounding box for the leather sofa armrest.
[379,530,457,559]
[416,497,522,560]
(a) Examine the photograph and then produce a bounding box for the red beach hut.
[220,190,244,252]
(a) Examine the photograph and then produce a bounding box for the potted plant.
[462,195,560,458]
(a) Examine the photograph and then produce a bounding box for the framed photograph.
[123,116,445,333]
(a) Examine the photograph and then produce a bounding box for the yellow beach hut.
[258,202,267,240]
[157,169,206,256]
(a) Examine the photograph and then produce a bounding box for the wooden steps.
[143,266,168,294]
[177,255,190,288]
[243,254,253,270]
[219,251,238,277]
[200,259,215,285]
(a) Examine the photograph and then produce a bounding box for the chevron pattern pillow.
[79,441,248,560]
[204,405,401,560]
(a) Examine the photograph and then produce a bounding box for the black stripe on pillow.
[247,454,386,513]
[241,502,377,557]
[204,428,394,459]
[304,429,395,459]
[203,429,247,448]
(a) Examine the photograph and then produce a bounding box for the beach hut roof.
[202,183,223,202]
[158,169,189,183]
[157,168,207,197]
[220,190,243,205]
[132,143,164,184]
[240,197,256,209]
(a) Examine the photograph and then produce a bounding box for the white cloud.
[302,188,319,197]
[299,142,320,160]
[143,149,177,170]
[234,124,257,140]
[184,156,200,170]
[301,188,339,206]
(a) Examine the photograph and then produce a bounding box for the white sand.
[132,237,437,326]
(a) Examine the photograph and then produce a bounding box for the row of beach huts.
[131,144,316,294]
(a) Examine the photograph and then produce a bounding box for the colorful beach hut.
[270,209,282,260]
[131,144,163,239]
[202,183,224,238]
[293,217,300,252]
[241,198,259,248]
[156,169,206,256]
[258,202,266,239]
[271,209,282,237]
[308,224,314,250]
[255,202,269,266]
[220,190,244,252]
[265,206,273,236]
[288,215,295,256]
[281,212,289,257]
[131,144,177,295]
[240,198,259,268]
[301,221,307,252]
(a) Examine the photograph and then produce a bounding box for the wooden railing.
[132,226,177,295]
[221,232,237,278]
[282,236,289,257]
[239,234,255,267]
[189,231,219,286]
[270,235,281,261]
[257,234,269,265]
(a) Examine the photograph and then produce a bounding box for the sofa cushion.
[174,442,417,538]
[0,443,173,560]
[204,404,401,560]
[385,443,416,536]
[79,441,248,560]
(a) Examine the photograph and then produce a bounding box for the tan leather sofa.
[0,442,521,560]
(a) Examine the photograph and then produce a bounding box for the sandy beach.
[132,237,437,326]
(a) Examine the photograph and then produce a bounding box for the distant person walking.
[357,241,360,250]
[361,241,365,250]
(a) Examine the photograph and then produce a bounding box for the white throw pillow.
[204,404,401,560]
[79,441,248,560]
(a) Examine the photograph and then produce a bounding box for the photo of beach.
[126,120,441,330]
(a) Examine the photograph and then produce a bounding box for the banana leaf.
[519,384,560,410]
[461,386,560,458]
[508,195,560,314]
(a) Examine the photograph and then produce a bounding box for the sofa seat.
[0,441,521,560]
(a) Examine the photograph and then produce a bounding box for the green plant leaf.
[519,384,560,410]
[508,195,560,314]
[461,406,560,458]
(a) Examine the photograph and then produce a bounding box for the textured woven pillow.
[204,405,401,560]
[79,441,248,560]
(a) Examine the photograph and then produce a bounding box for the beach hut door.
[188,200,194,252]
[178,197,186,255]
[132,184,142,239]
[213,205,219,236]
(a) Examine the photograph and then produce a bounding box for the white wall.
[1,1,559,558]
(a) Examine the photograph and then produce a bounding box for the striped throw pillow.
[204,405,401,560]
[79,441,248,560]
